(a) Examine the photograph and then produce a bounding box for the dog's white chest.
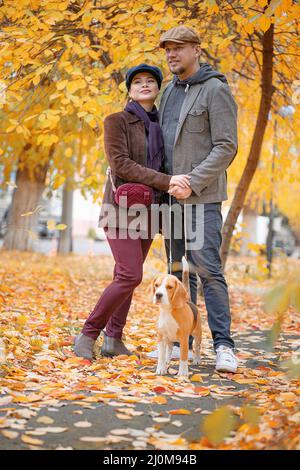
[158,307,178,341]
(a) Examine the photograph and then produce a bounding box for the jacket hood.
[173,63,228,87]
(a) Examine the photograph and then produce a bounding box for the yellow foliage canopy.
[0,0,299,216]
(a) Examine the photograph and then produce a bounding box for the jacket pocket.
[185,108,208,133]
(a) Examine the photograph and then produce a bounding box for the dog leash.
[166,363,178,376]
[168,194,188,274]
[168,193,173,274]
[183,200,188,261]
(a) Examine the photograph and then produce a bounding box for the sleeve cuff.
[188,172,207,197]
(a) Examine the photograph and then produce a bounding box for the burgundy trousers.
[82,227,153,340]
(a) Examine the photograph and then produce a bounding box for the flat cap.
[159,25,201,48]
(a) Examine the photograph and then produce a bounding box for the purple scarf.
[125,100,164,172]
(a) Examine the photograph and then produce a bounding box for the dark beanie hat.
[125,63,163,90]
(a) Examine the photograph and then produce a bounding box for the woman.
[74,63,190,360]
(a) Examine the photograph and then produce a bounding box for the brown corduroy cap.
[159,25,201,48]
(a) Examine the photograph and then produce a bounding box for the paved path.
[1,331,299,450]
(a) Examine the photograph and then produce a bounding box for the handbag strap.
[106,166,116,192]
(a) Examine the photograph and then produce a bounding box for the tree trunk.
[266,118,277,277]
[221,24,275,269]
[57,182,74,254]
[2,163,49,251]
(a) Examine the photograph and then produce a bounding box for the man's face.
[164,41,200,76]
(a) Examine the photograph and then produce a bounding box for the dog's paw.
[177,372,189,382]
[192,355,201,365]
[178,371,189,378]
[178,361,189,377]
[155,365,167,375]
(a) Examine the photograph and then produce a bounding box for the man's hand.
[168,185,192,199]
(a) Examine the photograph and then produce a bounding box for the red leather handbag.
[106,167,154,209]
[115,183,154,208]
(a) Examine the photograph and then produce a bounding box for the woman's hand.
[169,174,191,189]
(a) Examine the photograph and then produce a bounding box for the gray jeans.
[163,199,235,352]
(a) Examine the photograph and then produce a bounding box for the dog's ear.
[171,277,189,307]
[147,276,158,300]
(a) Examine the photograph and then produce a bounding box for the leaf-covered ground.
[0,251,299,450]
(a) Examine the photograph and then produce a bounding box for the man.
[158,25,238,373]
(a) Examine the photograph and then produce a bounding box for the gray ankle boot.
[101,332,133,357]
[74,333,96,360]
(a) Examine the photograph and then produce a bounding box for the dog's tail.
[181,255,191,301]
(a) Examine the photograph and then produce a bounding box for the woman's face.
[128,72,159,105]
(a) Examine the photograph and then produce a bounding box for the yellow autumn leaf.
[21,435,44,446]
[169,409,192,415]
[29,336,44,351]
[56,80,68,91]
[290,282,300,312]
[88,50,99,60]
[52,174,66,190]
[259,15,271,32]
[47,219,56,231]
[241,405,260,426]
[32,75,40,86]
[202,406,238,445]
[37,134,59,146]
[74,421,92,428]
[35,427,68,433]
[21,210,35,217]
[37,416,54,424]
[152,395,167,404]
[190,374,203,382]
[170,437,187,446]
[6,125,17,133]
[66,79,87,94]
[55,224,67,231]
[264,284,290,315]
[80,437,107,442]
[64,147,73,157]
[1,430,19,439]
[244,22,255,34]
[16,315,27,326]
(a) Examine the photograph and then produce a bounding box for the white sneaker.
[147,345,193,360]
[146,349,159,359]
[215,345,238,373]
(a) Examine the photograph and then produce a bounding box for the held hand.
[169,174,191,189]
[168,185,192,200]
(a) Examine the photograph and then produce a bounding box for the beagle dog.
[150,273,202,378]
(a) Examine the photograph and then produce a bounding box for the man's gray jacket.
[159,73,238,204]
